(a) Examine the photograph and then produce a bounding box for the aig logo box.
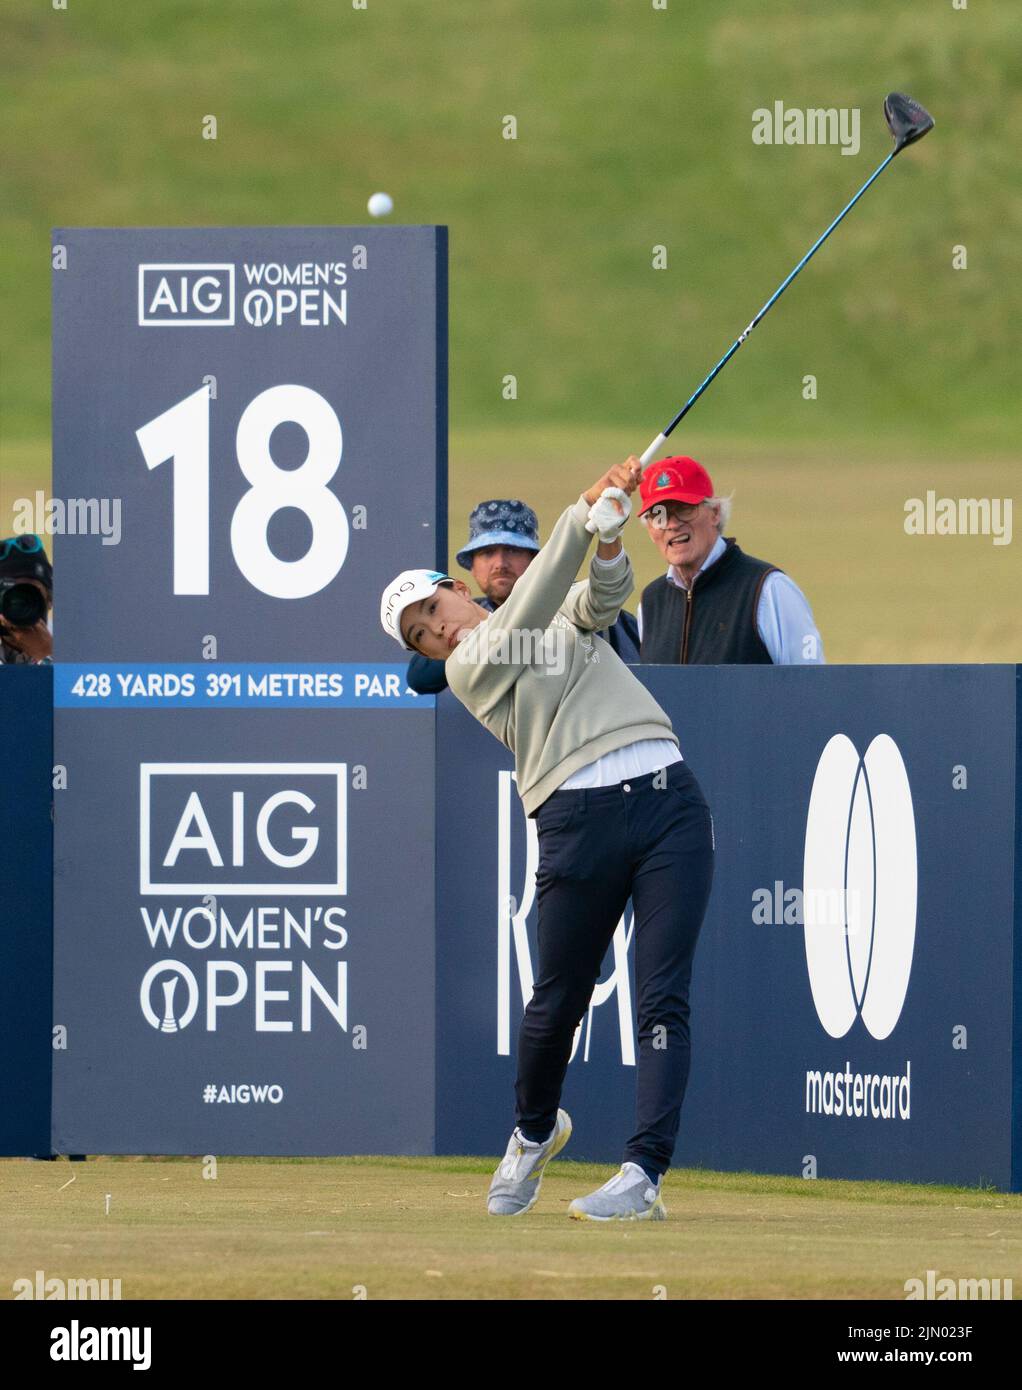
[138,264,235,326]
[139,763,346,895]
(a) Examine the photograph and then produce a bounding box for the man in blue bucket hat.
[406,499,639,694]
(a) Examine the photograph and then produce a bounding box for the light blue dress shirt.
[635,536,825,665]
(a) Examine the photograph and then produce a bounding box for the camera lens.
[0,581,46,628]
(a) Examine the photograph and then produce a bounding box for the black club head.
[884,92,935,152]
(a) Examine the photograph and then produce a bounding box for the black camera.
[0,579,48,629]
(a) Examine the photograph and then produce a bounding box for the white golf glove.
[584,487,632,541]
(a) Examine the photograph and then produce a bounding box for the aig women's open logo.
[802,734,917,1040]
[138,261,347,327]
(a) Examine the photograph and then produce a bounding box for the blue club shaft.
[640,147,900,467]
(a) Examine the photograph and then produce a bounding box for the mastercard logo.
[802,734,917,1040]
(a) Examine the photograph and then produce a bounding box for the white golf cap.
[380,568,455,651]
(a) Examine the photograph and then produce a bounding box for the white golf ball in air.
[368,191,394,218]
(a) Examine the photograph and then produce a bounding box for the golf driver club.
[637,91,935,469]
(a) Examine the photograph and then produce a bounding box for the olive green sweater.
[445,492,680,815]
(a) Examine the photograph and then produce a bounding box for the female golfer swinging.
[379,458,714,1221]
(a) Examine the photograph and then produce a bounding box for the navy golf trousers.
[515,758,714,1177]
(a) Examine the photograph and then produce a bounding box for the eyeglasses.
[0,534,44,560]
[644,502,705,527]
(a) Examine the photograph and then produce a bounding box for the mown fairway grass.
[2,1156,1020,1301]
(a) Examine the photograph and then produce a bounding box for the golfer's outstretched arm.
[447,462,642,704]
[482,457,639,642]
[559,544,634,632]
[447,493,598,702]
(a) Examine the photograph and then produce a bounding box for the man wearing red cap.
[635,458,824,665]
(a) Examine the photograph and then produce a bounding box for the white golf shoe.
[568,1161,667,1221]
[487,1109,572,1216]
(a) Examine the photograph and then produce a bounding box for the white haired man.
[380,459,715,1221]
[636,457,824,665]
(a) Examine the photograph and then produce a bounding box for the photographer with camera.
[0,535,53,665]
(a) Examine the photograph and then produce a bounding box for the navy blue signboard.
[50,227,446,1153]
[52,227,446,661]
[7,659,1022,1179]
[51,707,434,1154]
[436,665,1022,1191]
[0,668,53,1156]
